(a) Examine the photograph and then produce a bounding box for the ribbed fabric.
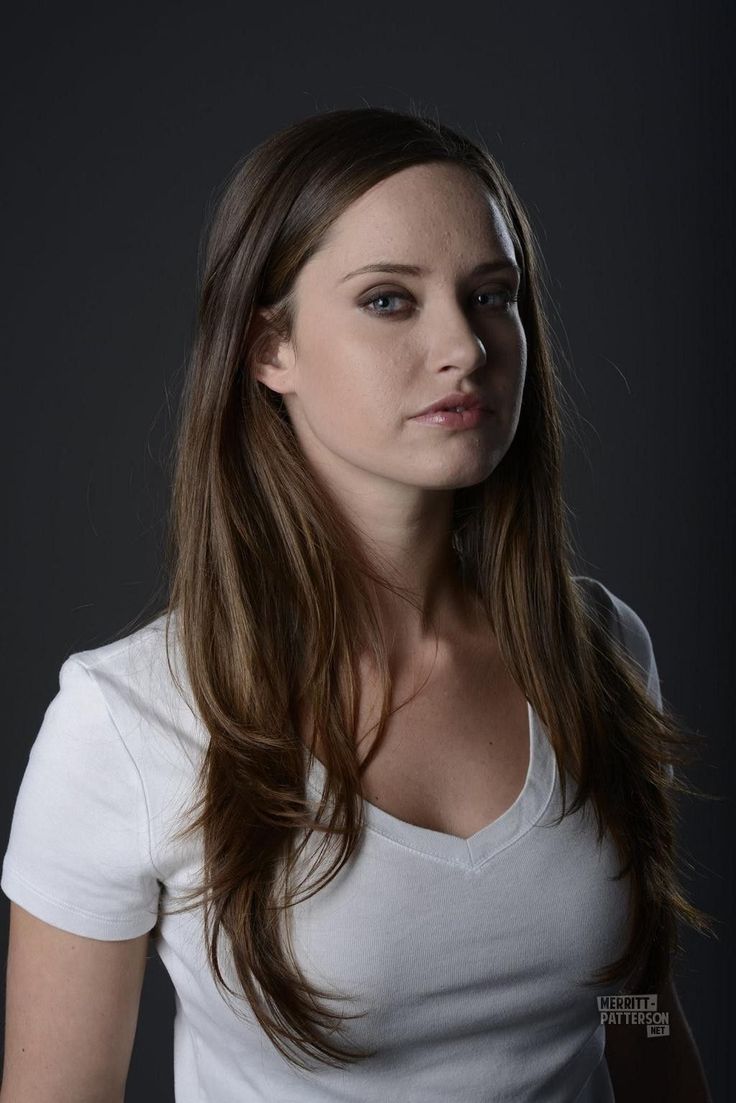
[1,576,665,1101]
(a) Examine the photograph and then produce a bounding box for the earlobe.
[248,309,290,393]
[252,355,288,396]
[251,340,296,399]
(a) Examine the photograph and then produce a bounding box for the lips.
[414,391,488,417]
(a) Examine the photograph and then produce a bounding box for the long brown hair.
[140,106,713,1071]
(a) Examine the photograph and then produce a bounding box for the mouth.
[410,405,493,429]
[413,392,490,417]
[438,403,484,413]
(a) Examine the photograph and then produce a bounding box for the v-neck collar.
[303,700,557,871]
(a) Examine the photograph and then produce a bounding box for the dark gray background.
[1,1,732,1098]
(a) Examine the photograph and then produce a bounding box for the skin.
[252,161,711,1100]
[254,161,526,657]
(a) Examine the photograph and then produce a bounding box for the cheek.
[309,337,407,424]
[496,323,527,397]
[515,323,527,371]
[496,314,526,361]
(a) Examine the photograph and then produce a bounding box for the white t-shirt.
[1,576,667,1102]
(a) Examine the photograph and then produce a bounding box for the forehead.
[309,162,515,275]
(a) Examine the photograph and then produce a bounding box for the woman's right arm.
[1,902,149,1102]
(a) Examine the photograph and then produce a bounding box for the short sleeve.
[605,593,662,711]
[598,584,675,783]
[1,655,161,939]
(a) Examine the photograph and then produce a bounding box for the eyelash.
[360,288,519,319]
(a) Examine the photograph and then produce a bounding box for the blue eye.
[361,289,518,318]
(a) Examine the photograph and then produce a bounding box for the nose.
[426,298,488,376]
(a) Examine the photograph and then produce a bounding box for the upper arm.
[1,655,161,940]
[0,654,162,1098]
[1,902,150,1101]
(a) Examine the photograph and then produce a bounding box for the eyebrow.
[339,258,522,283]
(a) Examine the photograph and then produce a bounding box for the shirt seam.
[2,857,158,924]
[325,759,559,871]
[305,721,558,871]
[70,656,167,885]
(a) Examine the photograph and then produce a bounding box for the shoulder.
[1,611,204,938]
[573,575,654,669]
[63,609,203,755]
[16,610,192,801]
[572,574,662,710]
[18,607,204,835]
[68,609,181,704]
[1,617,181,938]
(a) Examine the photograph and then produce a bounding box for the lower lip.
[411,407,492,429]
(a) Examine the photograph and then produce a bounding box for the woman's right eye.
[361,291,410,317]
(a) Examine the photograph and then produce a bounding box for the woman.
[1,107,713,1101]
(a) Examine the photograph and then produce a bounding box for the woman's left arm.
[604,976,712,1102]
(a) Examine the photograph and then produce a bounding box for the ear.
[249,308,295,397]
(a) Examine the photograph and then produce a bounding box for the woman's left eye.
[360,289,518,318]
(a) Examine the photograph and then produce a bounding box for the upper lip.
[413,391,490,416]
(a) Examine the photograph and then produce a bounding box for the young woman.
[1,107,713,1102]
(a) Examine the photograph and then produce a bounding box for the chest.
[348,641,531,840]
